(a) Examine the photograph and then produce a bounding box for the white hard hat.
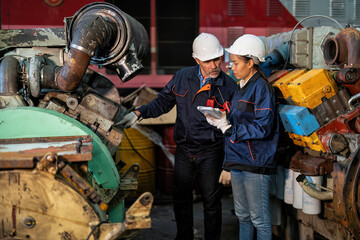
[225,34,266,63]
[192,33,224,61]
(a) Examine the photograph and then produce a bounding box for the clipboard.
[197,106,222,119]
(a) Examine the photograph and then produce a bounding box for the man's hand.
[219,170,231,185]
[114,111,139,128]
[205,111,231,134]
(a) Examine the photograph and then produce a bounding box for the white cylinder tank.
[284,168,294,204]
[293,171,303,209]
[302,176,322,215]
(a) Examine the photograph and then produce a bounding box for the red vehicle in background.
[1,0,298,89]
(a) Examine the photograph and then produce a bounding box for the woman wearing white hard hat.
[205,34,279,240]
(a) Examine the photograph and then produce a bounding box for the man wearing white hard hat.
[205,34,279,240]
[118,33,237,240]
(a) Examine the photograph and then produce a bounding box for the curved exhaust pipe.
[56,2,149,92]
[323,28,360,68]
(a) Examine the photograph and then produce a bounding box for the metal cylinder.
[323,28,360,68]
[56,49,91,92]
[56,2,149,91]
[0,56,20,94]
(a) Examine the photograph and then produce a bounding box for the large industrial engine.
[261,25,360,239]
[0,3,152,239]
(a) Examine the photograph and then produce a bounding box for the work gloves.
[219,170,231,185]
[205,111,232,134]
[114,111,138,128]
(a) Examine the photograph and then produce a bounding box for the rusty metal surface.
[125,192,153,230]
[336,68,360,96]
[0,170,100,239]
[0,157,35,169]
[80,93,119,120]
[36,152,58,175]
[323,28,360,68]
[82,69,122,104]
[60,164,107,210]
[76,104,114,132]
[290,150,334,175]
[0,135,93,163]
[92,163,139,211]
[0,56,20,94]
[332,147,360,240]
[0,28,66,53]
[320,132,348,155]
[267,70,290,84]
[93,193,153,240]
[311,88,350,126]
[317,107,360,137]
[40,92,123,156]
[56,48,91,92]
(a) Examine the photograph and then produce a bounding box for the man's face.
[195,57,222,79]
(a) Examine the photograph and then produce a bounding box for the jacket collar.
[238,71,261,96]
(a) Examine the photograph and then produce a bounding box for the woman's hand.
[219,170,231,185]
[205,111,232,134]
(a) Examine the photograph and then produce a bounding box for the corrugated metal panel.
[228,0,246,16]
[227,27,245,47]
[330,0,346,18]
[292,0,309,17]
[267,0,284,16]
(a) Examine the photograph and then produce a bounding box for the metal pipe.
[348,93,360,110]
[323,28,360,68]
[56,49,91,92]
[56,14,114,92]
[0,56,20,94]
[297,175,333,200]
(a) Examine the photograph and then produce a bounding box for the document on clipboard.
[197,106,222,119]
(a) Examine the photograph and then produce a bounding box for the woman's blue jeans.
[230,170,272,240]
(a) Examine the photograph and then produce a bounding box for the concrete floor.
[131,193,239,240]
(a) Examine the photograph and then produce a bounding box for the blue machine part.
[260,42,290,77]
[278,104,320,136]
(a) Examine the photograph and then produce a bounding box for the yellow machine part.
[287,69,338,109]
[272,69,307,99]
[288,132,326,152]
[0,170,101,240]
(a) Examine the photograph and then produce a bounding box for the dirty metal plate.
[0,107,119,189]
[0,28,66,51]
[0,135,93,167]
[0,170,100,239]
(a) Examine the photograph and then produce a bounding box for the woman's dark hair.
[238,56,268,81]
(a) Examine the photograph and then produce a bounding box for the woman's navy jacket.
[223,72,279,174]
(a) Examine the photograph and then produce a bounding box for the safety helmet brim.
[225,48,265,62]
[192,50,224,62]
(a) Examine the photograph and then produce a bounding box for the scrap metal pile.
[0,2,152,240]
[262,25,360,239]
